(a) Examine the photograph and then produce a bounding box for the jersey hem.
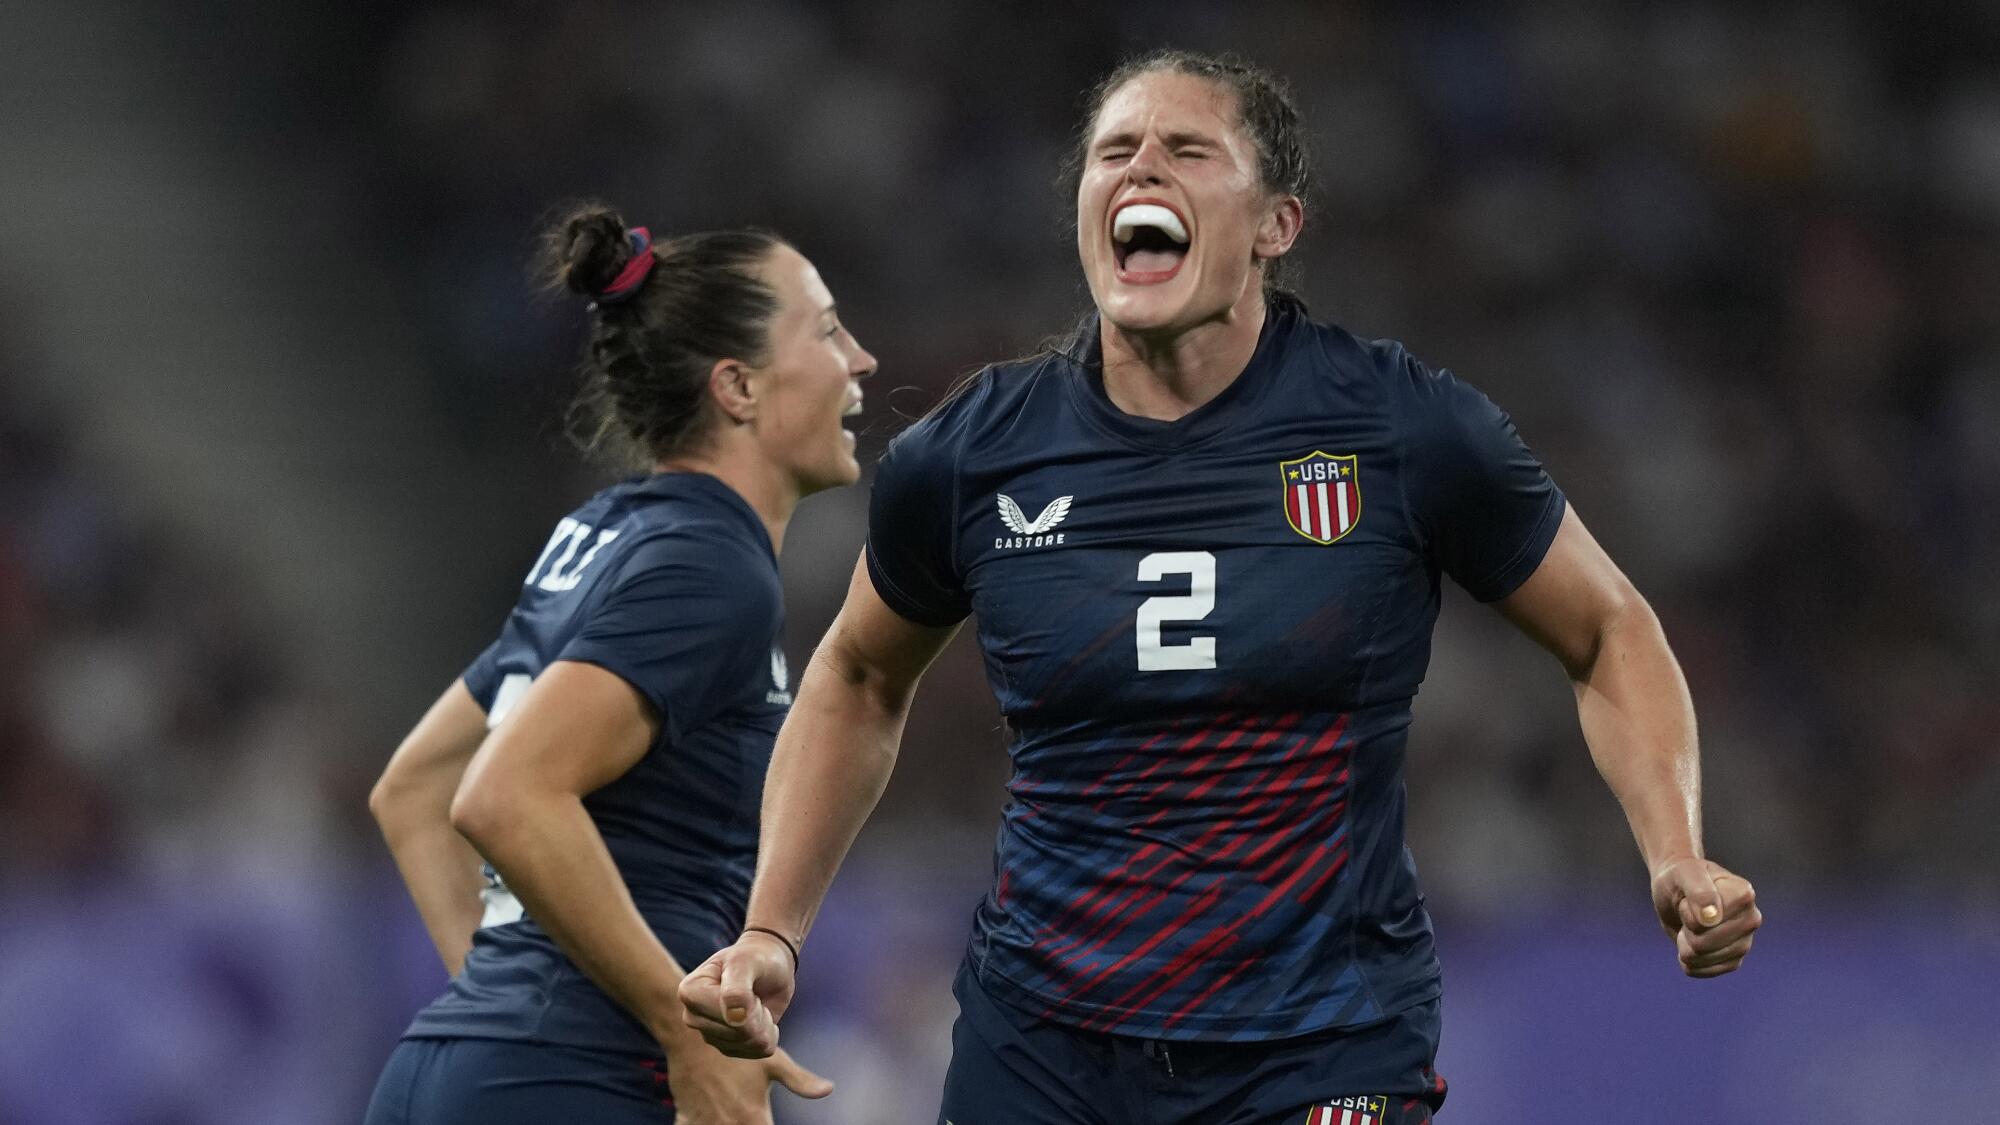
[967,950,1443,1042]
[397,1027,663,1059]
[864,540,969,626]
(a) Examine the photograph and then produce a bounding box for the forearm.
[744,647,908,943]
[1573,601,1703,870]
[456,793,693,1046]
[372,678,492,974]
[377,804,486,974]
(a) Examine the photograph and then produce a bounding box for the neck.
[1099,285,1268,422]
[654,443,797,556]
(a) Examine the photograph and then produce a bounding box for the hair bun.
[547,203,635,299]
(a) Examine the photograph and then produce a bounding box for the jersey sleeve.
[1401,357,1567,602]
[557,529,776,743]
[460,638,504,712]
[865,419,972,626]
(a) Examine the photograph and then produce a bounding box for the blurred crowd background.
[4,1,1997,1122]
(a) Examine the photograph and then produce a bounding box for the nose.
[848,337,878,380]
[1125,136,1170,186]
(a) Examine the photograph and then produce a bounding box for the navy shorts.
[364,1037,674,1125]
[937,964,1447,1125]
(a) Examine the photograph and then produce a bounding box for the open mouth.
[1111,202,1190,284]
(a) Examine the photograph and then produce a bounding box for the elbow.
[366,777,395,826]
[1570,583,1665,684]
[818,638,916,720]
[368,768,419,831]
[1601,583,1664,652]
[447,775,510,850]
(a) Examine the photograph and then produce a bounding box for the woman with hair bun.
[364,202,874,1124]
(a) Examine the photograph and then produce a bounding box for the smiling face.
[1076,70,1302,337]
[740,244,875,495]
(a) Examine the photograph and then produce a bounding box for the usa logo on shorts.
[1305,1094,1386,1125]
[1281,451,1360,544]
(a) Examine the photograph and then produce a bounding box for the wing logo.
[995,493,1073,549]
[766,646,793,706]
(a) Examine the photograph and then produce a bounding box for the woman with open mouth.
[685,49,1760,1125]
[365,200,871,1125]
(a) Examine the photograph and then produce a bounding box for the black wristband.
[742,926,800,973]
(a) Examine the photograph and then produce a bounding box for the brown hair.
[537,201,787,466]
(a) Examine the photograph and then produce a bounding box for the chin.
[798,456,860,496]
[1100,284,1196,335]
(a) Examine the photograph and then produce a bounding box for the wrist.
[1647,850,1703,878]
[653,1013,710,1058]
[740,925,801,973]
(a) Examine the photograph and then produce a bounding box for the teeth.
[1113,203,1188,245]
[843,396,863,417]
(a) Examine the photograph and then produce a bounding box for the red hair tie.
[594,227,655,305]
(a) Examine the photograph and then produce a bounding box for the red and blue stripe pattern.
[972,708,1392,1040]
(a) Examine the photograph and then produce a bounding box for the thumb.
[767,1049,835,1099]
[1676,865,1724,931]
[718,948,758,1027]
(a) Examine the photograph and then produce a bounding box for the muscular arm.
[1496,508,1701,870]
[446,660,698,1046]
[682,553,958,1054]
[1497,506,1760,975]
[747,553,960,941]
[369,679,489,975]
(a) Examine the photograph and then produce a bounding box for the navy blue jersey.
[867,296,1564,1042]
[404,471,790,1054]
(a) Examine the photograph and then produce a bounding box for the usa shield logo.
[1281,451,1360,544]
[1303,1095,1386,1125]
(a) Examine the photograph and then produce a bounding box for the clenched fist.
[679,929,798,1059]
[1650,856,1761,978]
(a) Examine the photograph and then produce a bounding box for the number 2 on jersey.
[1136,551,1217,671]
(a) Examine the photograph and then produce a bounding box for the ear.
[709,357,759,425]
[1252,194,1304,263]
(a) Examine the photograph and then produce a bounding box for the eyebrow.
[1092,128,1221,150]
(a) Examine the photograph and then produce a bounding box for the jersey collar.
[1060,294,1305,452]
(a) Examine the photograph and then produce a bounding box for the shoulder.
[602,508,778,608]
[880,352,1072,488]
[1288,311,1427,392]
[1273,302,1444,409]
[885,350,1072,469]
[1304,322,1496,433]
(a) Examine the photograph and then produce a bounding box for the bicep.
[374,678,490,799]
[814,551,961,709]
[1494,506,1646,679]
[457,660,659,804]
